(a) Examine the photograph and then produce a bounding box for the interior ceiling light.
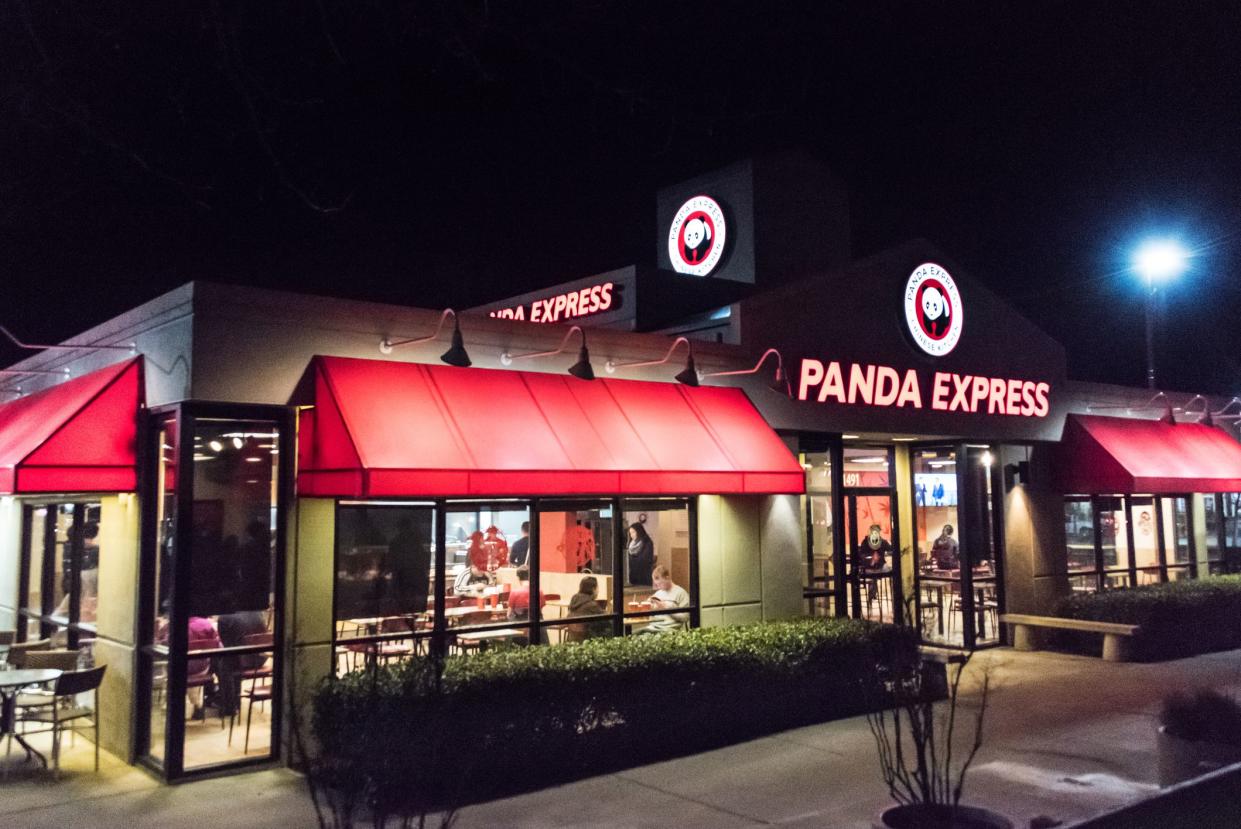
[380,309,472,368]
[606,336,699,387]
[208,440,224,452]
[700,348,791,398]
[501,325,595,381]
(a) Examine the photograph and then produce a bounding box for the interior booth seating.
[1047,414,1241,591]
[296,355,806,666]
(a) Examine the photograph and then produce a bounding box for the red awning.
[0,357,143,494]
[297,356,805,498]
[1053,414,1241,494]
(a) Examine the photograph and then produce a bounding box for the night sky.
[4,2,1241,392]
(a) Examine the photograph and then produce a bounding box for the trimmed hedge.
[1052,575,1241,661]
[311,618,918,810]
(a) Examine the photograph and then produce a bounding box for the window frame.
[16,500,100,650]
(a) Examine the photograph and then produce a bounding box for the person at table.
[453,562,492,596]
[929,524,959,570]
[567,576,610,640]
[186,615,222,720]
[507,566,546,622]
[509,521,531,568]
[856,524,892,572]
[626,522,655,587]
[216,606,268,716]
[636,565,690,635]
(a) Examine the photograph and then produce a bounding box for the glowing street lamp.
[1132,239,1188,389]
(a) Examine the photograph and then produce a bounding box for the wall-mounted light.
[700,348,791,397]
[379,309,472,368]
[1,324,135,354]
[501,325,595,381]
[1004,461,1030,489]
[981,450,994,468]
[605,336,698,387]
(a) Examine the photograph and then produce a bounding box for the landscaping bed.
[1051,575,1241,661]
[309,618,918,812]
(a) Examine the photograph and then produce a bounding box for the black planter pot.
[875,803,1013,829]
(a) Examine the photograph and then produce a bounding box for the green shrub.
[311,618,917,811]
[1161,690,1241,746]
[1052,575,1241,661]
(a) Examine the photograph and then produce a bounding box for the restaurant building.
[3,154,1241,780]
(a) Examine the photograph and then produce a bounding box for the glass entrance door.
[842,492,898,623]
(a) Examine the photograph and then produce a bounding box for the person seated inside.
[856,524,893,572]
[929,524,959,570]
[636,565,690,635]
[566,576,610,641]
[453,562,492,596]
[506,566,545,622]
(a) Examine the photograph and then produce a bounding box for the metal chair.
[16,665,106,777]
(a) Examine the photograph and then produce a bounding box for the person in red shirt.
[506,566,545,622]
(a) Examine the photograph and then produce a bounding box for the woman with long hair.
[627,521,655,586]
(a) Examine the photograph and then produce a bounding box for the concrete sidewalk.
[4,647,1240,828]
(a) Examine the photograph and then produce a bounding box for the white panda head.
[683,217,711,251]
[922,286,947,321]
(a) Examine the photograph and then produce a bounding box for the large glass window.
[1221,493,1241,574]
[914,448,959,646]
[621,500,694,636]
[1063,498,1099,592]
[19,501,102,652]
[140,411,285,779]
[1130,498,1161,585]
[334,504,436,671]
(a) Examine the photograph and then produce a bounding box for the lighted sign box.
[735,241,1070,442]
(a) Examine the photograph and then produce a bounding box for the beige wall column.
[93,493,141,761]
[759,495,804,620]
[1011,446,1071,615]
[1191,493,1210,575]
[284,498,335,759]
[894,445,914,620]
[0,496,20,632]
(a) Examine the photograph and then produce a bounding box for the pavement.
[3,646,1241,829]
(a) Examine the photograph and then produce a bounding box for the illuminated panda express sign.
[667,195,727,277]
[796,262,1050,418]
[488,281,616,323]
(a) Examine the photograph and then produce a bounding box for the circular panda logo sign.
[904,262,963,356]
[668,195,727,277]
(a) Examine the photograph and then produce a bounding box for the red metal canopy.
[297,356,805,498]
[0,357,142,494]
[1053,414,1241,494]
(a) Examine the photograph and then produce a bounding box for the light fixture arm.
[380,309,459,353]
[701,347,784,379]
[501,326,587,365]
[0,324,135,353]
[605,337,692,373]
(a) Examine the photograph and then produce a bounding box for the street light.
[1132,239,1188,389]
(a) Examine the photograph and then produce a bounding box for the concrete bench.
[1000,613,1141,662]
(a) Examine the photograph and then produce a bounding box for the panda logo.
[668,195,727,276]
[682,216,712,263]
[903,263,963,356]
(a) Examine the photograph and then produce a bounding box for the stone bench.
[1000,613,1141,662]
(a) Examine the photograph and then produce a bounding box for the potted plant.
[865,598,1012,829]
[1157,689,1241,786]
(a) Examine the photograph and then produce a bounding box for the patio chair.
[23,650,81,671]
[16,665,106,777]
[7,638,51,668]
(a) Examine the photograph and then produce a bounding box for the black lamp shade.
[440,323,472,368]
[768,364,791,397]
[568,344,595,380]
[675,353,699,386]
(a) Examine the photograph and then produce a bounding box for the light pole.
[1133,239,1188,389]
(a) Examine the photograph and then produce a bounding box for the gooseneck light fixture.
[605,336,699,387]
[379,309,472,367]
[501,325,595,380]
[1,324,135,354]
[700,348,791,398]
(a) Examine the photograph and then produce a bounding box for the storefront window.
[843,446,890,488]
[1097,497,1130,588]
[1203,495,1221,574]
[447,505,530,646]
[334,504,436,671]
[914,448,958,645]
[19,501,102,652]
[1130,498,1161,585]
[1222,493,1241,574]
[1063,498,1098,592]
[803,450,833,617]
[622,500,693,635]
